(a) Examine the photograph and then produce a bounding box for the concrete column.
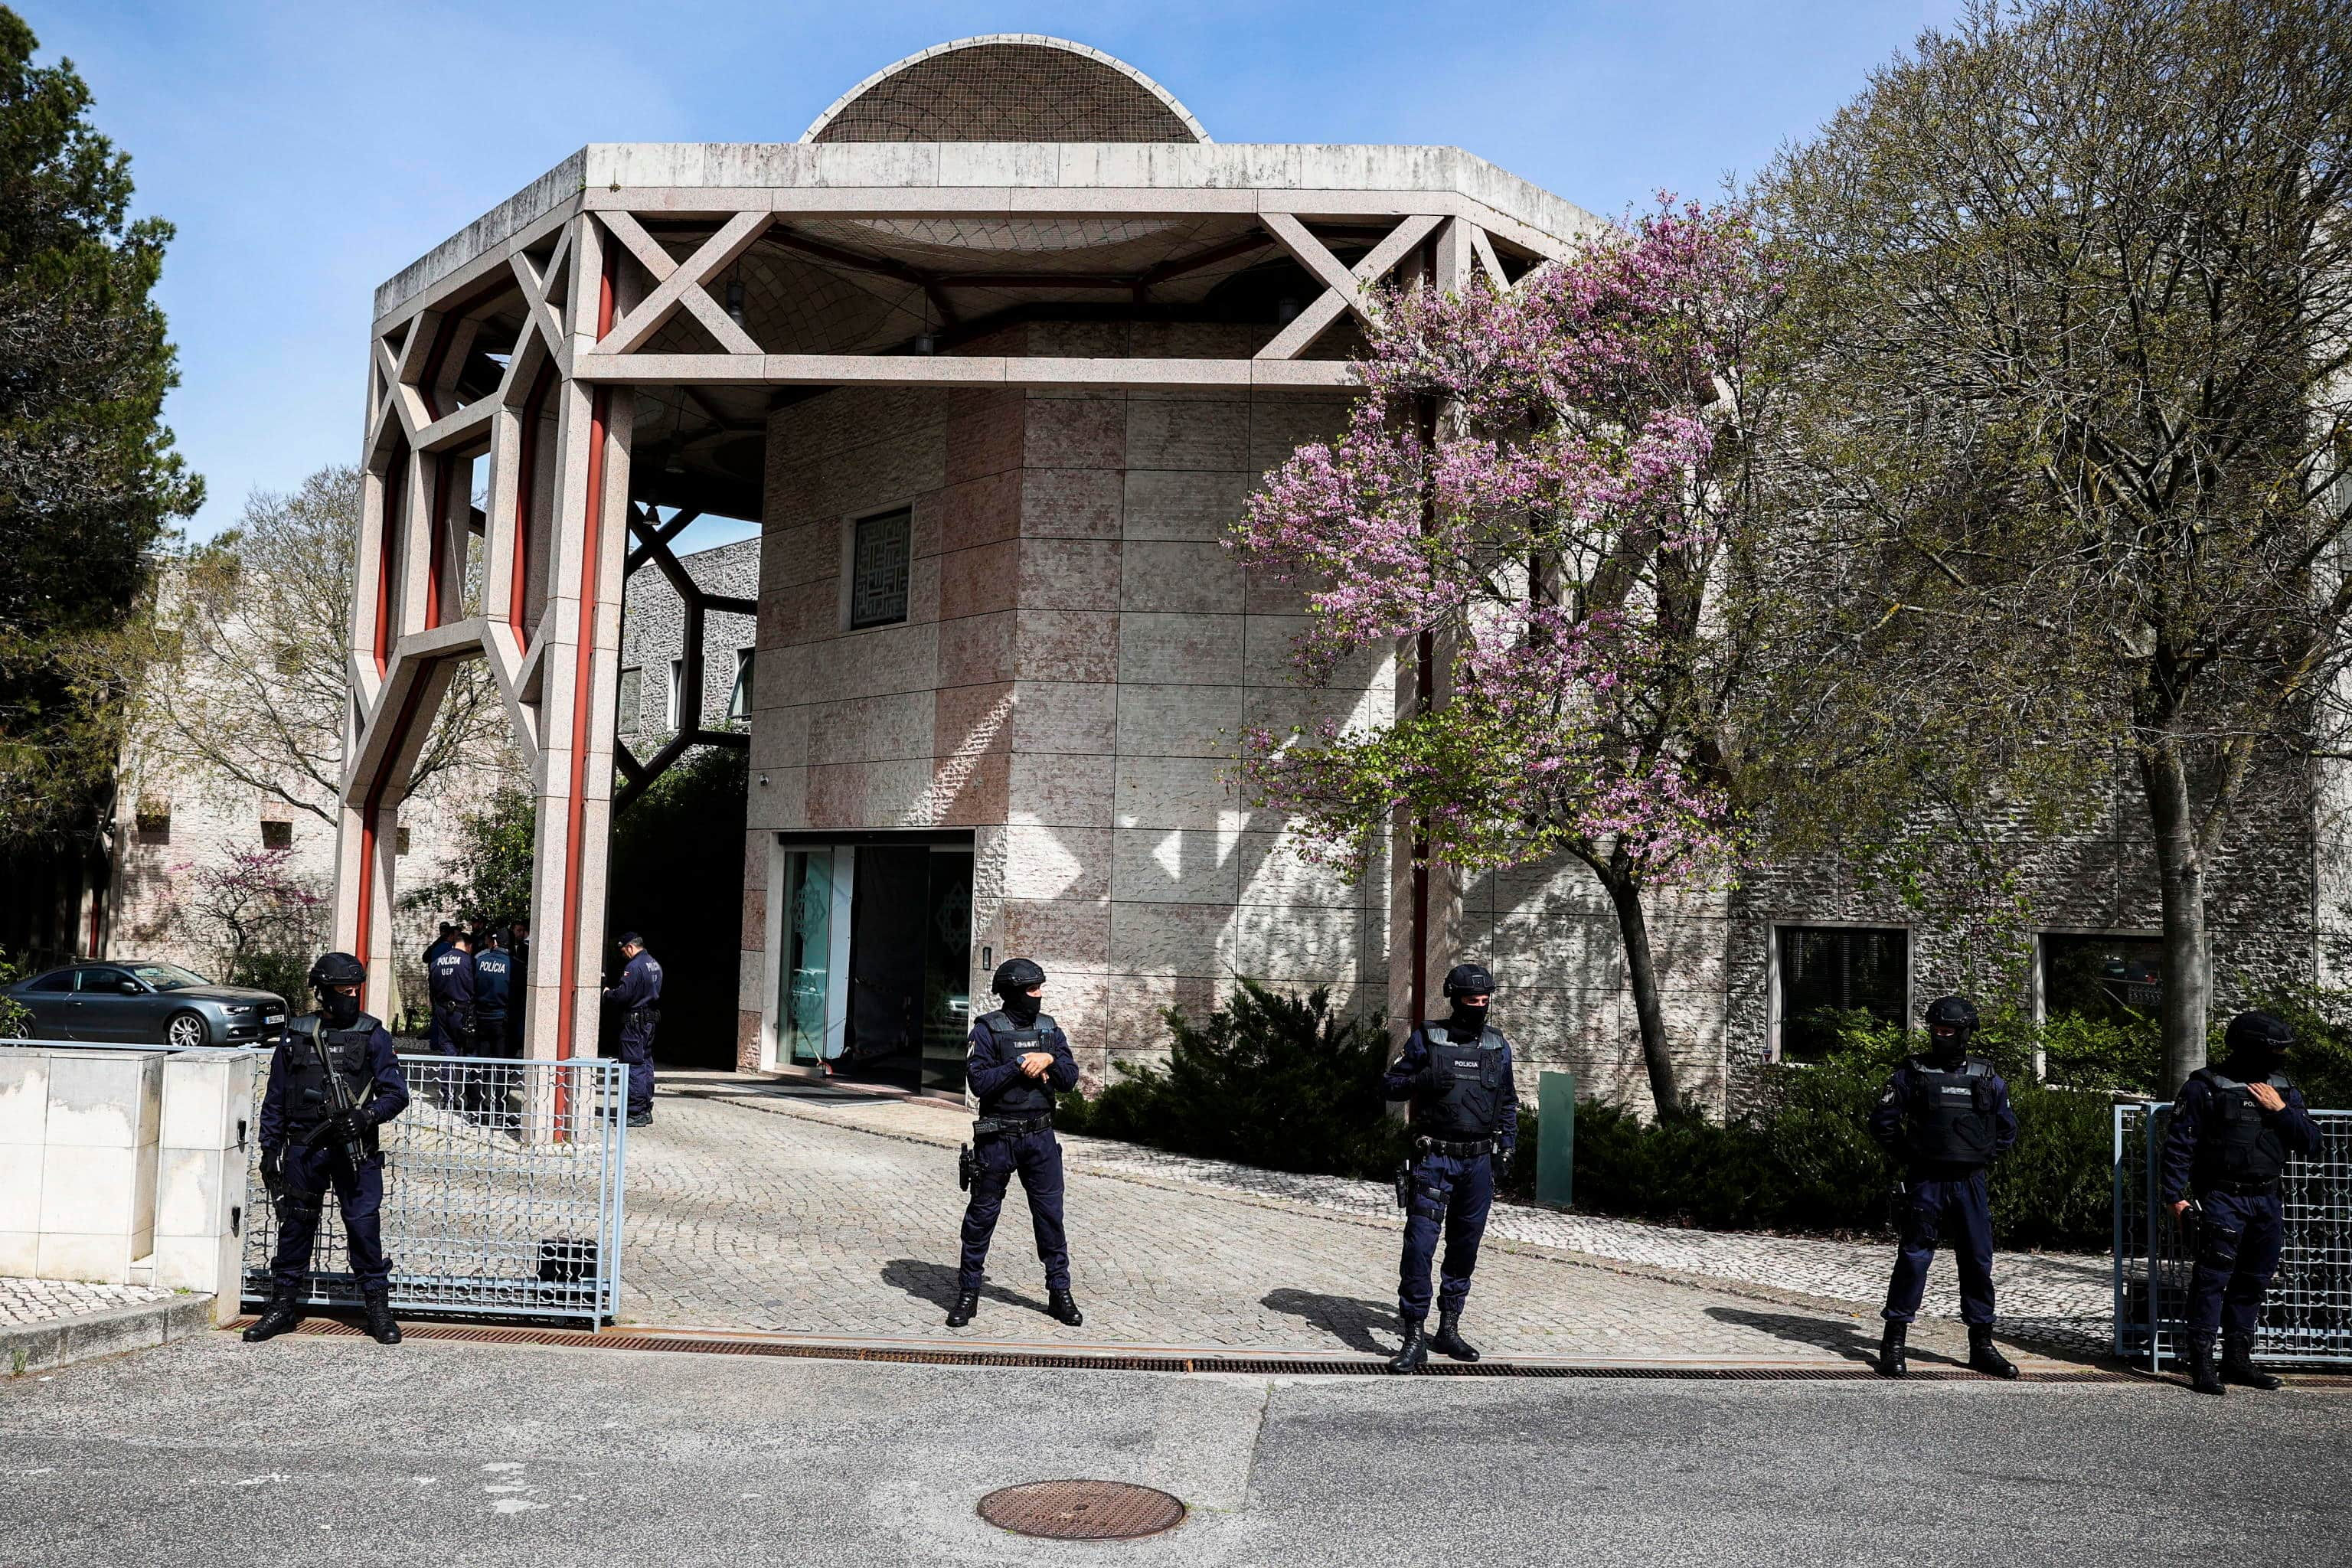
[152,1050,263,1326]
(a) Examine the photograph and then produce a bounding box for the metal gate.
[242,1054,626,1325]
[2113,1102,2352,1367]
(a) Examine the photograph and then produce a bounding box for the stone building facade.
[339,35,2351,1112]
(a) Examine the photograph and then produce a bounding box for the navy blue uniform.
[956,1011,1080,1294]
[603,949,663,1118]
[2162,1067,2321,1338]
[1384,1021,1519,1322]
[420,938,453,1050]
[472,946,514,1050]
[1869,1057,2019,1328]
[428,946,479,1054]
[257,1014,410,1297]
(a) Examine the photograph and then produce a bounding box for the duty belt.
[625,1008,660,1025]
[2197,1178,2281,1198]
[975,1112,1052,1138]
[1415,1135,1494,1158]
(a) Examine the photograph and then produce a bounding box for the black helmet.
[1442,962,1495,998]
[1924,996,1977,1032]
[992,956,1047,997]
[308,952,366,989]
[2225,1010,2294,1057]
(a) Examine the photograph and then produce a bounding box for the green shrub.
[224,947,309,1011]
[1055,980,1409,1180]
[2249,983,2352,1109]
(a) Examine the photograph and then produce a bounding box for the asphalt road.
[2,1331,2344,1566]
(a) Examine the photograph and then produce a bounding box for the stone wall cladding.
[617,537,760,747]
[1723,757,2321,1111]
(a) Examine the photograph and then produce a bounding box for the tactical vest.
[2193,1069,2292,1187]
[1414,1022,1508,1142]
[1903,1057,1999,1166]
[976,1011,1059,1116]
[283,1014,381,1144]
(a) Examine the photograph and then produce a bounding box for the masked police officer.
[2162,1010,2323,1395]
[1867,996,2020,1379]
[243,952,411,1346]
[1382,962,1519,1374]
[945,957,1083,1330]
[603,932,662,1128]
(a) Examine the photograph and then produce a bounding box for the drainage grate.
[978,1480,1186,1540]
[226,1317,2171,1382]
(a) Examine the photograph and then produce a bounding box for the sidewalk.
[634,1072,2109,1365]
[0,1279,216,1377]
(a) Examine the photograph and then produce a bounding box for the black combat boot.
[1388,1320,1429,1374]
[1046,1289,1084,1327]
[1430,1309,1481,1363]
[945,1291,978,1328]
[2186,1335,2226,1396]
[1966,1325,2017,1380]
[362,1292,403,1346]
[1876,1320,1907,1378]
[2220,1332,2283,1390]
[240,1295,304,1344]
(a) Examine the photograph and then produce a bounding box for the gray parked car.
[2,961,287,1049]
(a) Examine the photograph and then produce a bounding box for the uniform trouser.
[957,1128,1070,1293]
[618,1021,656,1116]
[473,1012,513,1122]
[1883,1168,1996,1327]
[436,1012,485,1118]
[2187,1189,2285,1338]
[270,1145,389,1297]
[1397,1149,1494,1321]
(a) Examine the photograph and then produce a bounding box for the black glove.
[326,1108,369,1145]
[260,1145,285,1196]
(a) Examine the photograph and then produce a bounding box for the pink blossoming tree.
[1230,199,1779,1113]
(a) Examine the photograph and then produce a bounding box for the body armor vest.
[1903,1057,1998,1166]
[977,1010,1058,1116]
[2193,1068,2292,1187]
[283,1013,381,1145]
[1415,1022,1507,1141]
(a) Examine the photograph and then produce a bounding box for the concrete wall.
[0,1047,256,1320]
[618,537,760,748]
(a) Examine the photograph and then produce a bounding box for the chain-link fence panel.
[241,1054,626,1325]
[2114,1102,2352,1367]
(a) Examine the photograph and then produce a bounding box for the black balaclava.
[1922,996,1977,1067]
[1001,989,1041,1029]
[2223,1011,2294,1077]
[1443,962,1494,1038]
[320,985,361,1029]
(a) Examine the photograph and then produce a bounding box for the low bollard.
[1537,1070,1575,1209]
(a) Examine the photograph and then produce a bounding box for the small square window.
[1776,926,1909,1062]
[849,508,912,629]
[727,648,753,721]
[135,802,171,844]
[260,820,292,850]
[2043,933,2164,1026]
[396,826,413,858]
[617,666,642,737]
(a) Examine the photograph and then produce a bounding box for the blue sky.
[42,1,1959,552]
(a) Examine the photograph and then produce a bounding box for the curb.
[2,1293,217,1379]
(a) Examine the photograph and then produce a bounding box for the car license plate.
[264,1013,285,1025]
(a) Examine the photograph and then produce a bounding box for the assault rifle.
[303,1019,373,1172]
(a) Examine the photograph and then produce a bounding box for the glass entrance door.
[774,836,972,1094]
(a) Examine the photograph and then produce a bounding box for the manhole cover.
[977,1479,1187,1540]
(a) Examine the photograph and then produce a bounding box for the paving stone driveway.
[619,1075,2099,1369]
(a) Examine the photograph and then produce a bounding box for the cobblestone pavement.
[0,1279,175,1328]
[623,1075,2104,1366]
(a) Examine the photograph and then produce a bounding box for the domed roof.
[802,36,1210,145]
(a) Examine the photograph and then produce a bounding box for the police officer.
[2162,1010,2323,1395]
[505,916,532,1057]
[428,927,484,1119]
[420,921,458,1051]
[1383,962,1518,1374]
[1868,996,2020,1379]
[603,932,662,1128]
[472,926,516,1122]
[946,957,1083,1330]
[243,952,411,1346]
